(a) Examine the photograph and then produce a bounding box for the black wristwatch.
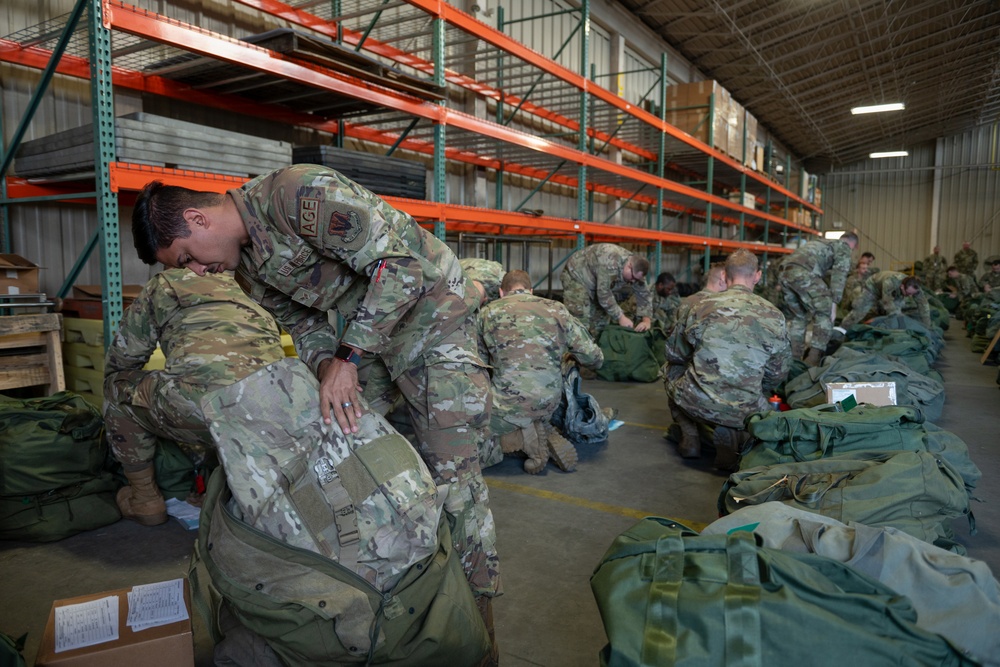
[334,344,362,366]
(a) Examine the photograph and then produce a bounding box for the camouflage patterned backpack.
[193,358,489,665]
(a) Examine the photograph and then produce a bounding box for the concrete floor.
[2,325,997,666]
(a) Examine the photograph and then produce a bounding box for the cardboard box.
[0,253,40,295]
[35,580,194,667]
[728,192,756,209]
[825,382,897,407]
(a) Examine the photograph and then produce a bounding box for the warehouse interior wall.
[822,122,1000,271]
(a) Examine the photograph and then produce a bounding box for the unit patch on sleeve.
[327,207,365,247]
[299,197,320,238]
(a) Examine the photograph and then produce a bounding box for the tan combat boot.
[540,423,578,472]
[520,423,548,474]
[117,464,168,526]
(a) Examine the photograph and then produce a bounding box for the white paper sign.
[54,596,119,653]
[127,579,189,632]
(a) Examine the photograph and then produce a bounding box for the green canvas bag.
[742,404,981,496]
[191,469,490,666]
[590,517,975,667]
[0,392,120,542]
[596,324,666,383]
[718,451,970,549]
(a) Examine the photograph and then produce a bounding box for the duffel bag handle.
[724,532,763,667]
[640,532,684,666]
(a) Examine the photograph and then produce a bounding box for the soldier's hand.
[618,314,635,329]
[319,359,363,434]
[633,317,652,333]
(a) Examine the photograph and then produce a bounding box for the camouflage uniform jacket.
[229,165,481,379]
[665,284,791,429]
[923,253,948,274]
[652,291,682,329]
[979,270,1000,291]
[563,244,651,320]
[862,271,931,324]
[782,239,854,302]
[478,290,603,420]
[105,269,284,389]
[843,265,878,303]
[945,273,978,299]
[460,258,505,303]
[954,248,979,275]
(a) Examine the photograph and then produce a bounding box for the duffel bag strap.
[724,532,762,667]
[640,531,684,666]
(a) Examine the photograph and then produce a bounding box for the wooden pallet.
[0,313,65,394]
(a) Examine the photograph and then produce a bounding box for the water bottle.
[768,395,782,411]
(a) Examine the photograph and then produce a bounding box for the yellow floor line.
[486,477,707,532]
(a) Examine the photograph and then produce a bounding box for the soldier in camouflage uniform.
[461,258,505,306]
[652,272,681,330]
[130,165,502,654]
[662,262,726,386]
[955,242,979,276]
[943,265,980,319]
[777,232,858,365]
[478,270,604,474]
[922,246,948,291]
[104,269,284,526]
[839,252,879,319]
[979,258,1000,293]
[665,250,791,469]
[840,271,931,329]
[561,243,652,337]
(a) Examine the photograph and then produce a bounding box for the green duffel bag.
[190,469,490,666]
[742,404,981,495]
[0,392,121,541]
[718,450,970,549]
[590,517,975,667]
[596,324,665,383]
[0,472,121,542]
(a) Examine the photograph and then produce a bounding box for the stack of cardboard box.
[665,81,755,166]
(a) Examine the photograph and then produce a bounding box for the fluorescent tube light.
[869,151,909,158]
[824,231,845,240]
[851,103,905,114]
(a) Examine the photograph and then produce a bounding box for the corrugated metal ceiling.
[615,0,1000,170]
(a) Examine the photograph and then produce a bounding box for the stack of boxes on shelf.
[666,80,757,167]
[0,254,65,396]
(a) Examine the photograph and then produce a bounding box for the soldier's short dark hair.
[840,232,859,246]
[655,272,675,286]
[725,249,758,280]
[861,252,875,261]
[947,265,959,272]
[501,269,532,292]
[132,181,225,265]
[629,256,650,278]
[902,276,921,292]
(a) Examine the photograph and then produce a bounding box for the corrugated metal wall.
[822,122,1000,273]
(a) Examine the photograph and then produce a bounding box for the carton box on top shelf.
[753,145,766,173]
[0,254,40,295]
[744,112,758,167]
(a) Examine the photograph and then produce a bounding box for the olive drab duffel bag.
[595,324,666,383]
[190,469,489,666]
[192,358,490,665]
[590,517,976,667]
[0,392,120,542]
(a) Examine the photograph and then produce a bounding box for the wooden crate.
[0,313,65,394]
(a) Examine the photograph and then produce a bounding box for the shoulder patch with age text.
[299,197,320,238]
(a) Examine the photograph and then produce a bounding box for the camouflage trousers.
[924,268,947,292]
[562,272,610,337]
[103,369,214,471]
[779,264,835,357]
[358,335,501,598]
[479,395,560,468]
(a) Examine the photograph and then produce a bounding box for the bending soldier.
[130,165,502,659]
[561,243,652,337]
[104,269,284,525]
[840,271,931,329]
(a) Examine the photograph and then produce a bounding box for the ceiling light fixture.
[851,103,906,115]
[869,151,909,159]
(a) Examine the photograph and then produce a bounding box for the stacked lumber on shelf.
[0,314,65,395]
[15,112,291,178]
[293,145,427,200]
